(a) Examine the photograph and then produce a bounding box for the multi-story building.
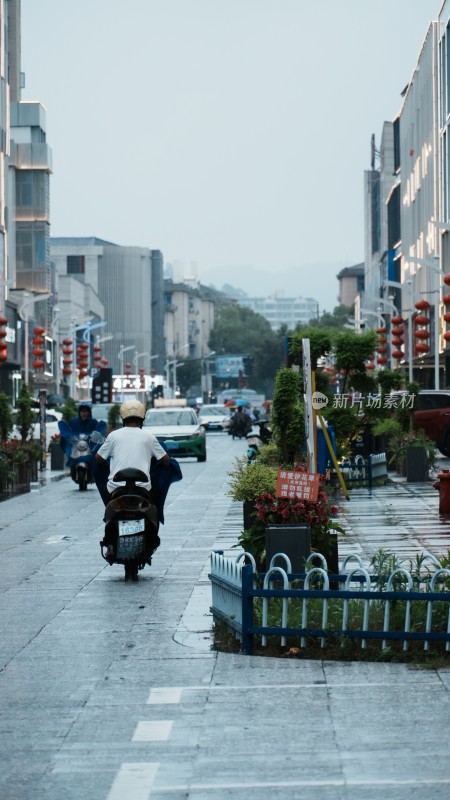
[0,0,54,399]
[236,294,319,331]
[163,277,233,359]
[50,238,165,376]
[337,264,364,307]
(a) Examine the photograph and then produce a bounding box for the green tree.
[288,327,334,369]
[209,305,284,393]
[334,330,378,394]
[15,383,36,440]
[60,396,78,423]
[305,304,353,329]
[0,391,13,440]
[270,366,305,464]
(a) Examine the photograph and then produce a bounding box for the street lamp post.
[202,351,216,404]
[118,345,135,376]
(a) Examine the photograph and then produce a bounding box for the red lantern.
[377,356,388,365]
[392,350,404,360]
[415,300,430,311]
[391,316,404,325]
[391,326,404,336]
[376,346,388,354]
[33,347,45,357]
[415,343,430,354]
[0,329,6,339]
[33,359,45,369]
[444,294,450,305]
[415,315,431,325]
[415,329,430,339]
[444,332,450,342]
[391,337,404,346]
[33,326,45,336]
[443,313,450,323]
[376,327,387,334]
[0,315,7,326]
[366,362,375,370]
[444,274,450,286]
[62,338,72,346]
[62,367,72,376]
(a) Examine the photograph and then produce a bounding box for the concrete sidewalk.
[1,439,450,800]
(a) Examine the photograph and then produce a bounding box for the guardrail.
[209,550,450,655]
[338,453,388,489]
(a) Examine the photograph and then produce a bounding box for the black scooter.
[100,468,160,581]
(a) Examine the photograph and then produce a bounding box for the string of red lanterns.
[32,326,46,371]
[77,341,89,379]
[0,315,7,363]
[443,274,450,343]
[414,300,431,355]
[391,315,405,362]
[375,325,388,366]
[61,338,73,377]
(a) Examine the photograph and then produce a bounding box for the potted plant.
[49,433,65,470]
[227,457,342,571]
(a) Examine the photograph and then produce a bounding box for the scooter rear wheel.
[124,563,139,581]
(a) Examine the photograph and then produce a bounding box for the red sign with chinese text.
[275,469,320,502]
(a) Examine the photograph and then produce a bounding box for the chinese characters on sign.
[275,469,320,502]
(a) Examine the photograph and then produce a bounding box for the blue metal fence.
[209,550,450,655]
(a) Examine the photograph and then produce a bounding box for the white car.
[11,409,63,440]
[143,407,207,461]
[198,404,231,431]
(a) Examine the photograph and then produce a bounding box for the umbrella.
[235,398,250,407]
[224,399,236,407]
[47,393,66,406]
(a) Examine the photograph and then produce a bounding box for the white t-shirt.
[97,426,168,493]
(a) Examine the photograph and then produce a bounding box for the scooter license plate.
[118,518,145,536]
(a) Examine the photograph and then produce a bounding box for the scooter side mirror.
[90,431,105,445]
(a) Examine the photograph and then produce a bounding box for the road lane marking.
[106,762,159,800]
[132,720,173,741]
[147,688,182,704]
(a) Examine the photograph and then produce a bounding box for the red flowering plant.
[0,439,42,482]
[233,462,343,570]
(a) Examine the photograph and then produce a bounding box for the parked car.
[197,404,231,431]
[411,390,450,456]
[143,406,207,461]
[11,410,63,440]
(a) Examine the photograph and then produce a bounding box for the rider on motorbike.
[59,403,106,485]
[94,399,171,506]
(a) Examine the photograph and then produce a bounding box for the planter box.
[265,524,311,572]
[406,446,429,482]
[50,442,66,471]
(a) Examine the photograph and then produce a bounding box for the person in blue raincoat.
[59,403,107,479]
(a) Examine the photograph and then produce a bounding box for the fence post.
[241,563,254,655]
[367,455,373,490]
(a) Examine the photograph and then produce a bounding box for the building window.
[67,255,85,274]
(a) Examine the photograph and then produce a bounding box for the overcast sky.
[21,0,440,312]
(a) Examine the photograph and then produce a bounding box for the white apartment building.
[237,295,319,331]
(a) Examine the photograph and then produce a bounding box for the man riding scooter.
[94,399,182,579]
